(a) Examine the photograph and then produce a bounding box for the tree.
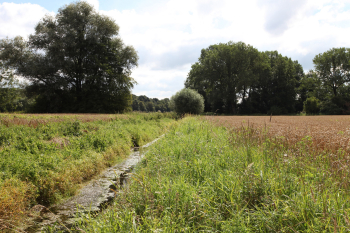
[0,61,25,112]
[132,99,139,111]
[170,88,204,115]
[185,42,303,115]
[255,51,301,114]
[303,97,320,114]
[0,1,138,113]
[313,48,350,97]
[312,48,350,114]
[185,41,264,114]
[146,102,155,112]
[139,101,147,112]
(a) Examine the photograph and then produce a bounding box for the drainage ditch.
[24,136,162,232]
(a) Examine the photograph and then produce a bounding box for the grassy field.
[0,112,177,231]
[72,116,350,232]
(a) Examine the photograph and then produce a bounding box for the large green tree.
[0,1,138,113]
[312,48,350,114]
[313,48,350,97]
[253,51,302,114]
[185,41,263,114]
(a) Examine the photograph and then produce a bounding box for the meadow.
[71,115,350,232]
[0,112,177,231]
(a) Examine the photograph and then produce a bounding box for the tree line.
[132,95,171,112]
[185,42,350,115]
[0,1,349,115]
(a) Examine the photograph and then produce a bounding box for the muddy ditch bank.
[23,136,163,233]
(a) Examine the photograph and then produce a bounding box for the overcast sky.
[1,0,350,99]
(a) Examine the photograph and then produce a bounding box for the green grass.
[73,117,350,232]
[0,112,177,229]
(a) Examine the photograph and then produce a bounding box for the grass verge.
[74,117,350,232]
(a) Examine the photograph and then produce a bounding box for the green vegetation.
[0,71,29,112]
[0,112,176,227]
[73,117,350,232]
[0,1,138,113]
[186,42,350,115]
[170,88,204,115]
[132,94,171,112]
[2,23,350,115]
[303,96,320,114]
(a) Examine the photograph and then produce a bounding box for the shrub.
[303,97,320,114]
[170,88,204,115]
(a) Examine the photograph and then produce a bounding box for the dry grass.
[0,179,36,232]
[0,113,128,128]
[205,115,350,153]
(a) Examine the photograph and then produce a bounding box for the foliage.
[0,112,176,227]
[170,88,204,115]
[0,62,28,112]
[75,117,350,232]
[313,48,350,97]
[0,1,138,113]
[146,102,155,112]
[185,41,264,114]
[185,42,303,115]
[132,94,171,112]
[311,48,350,114]
[320,96,349,115]
[139,101,147,111]
[297,70,324,111]
[258,51,302,114]
[303,96,320,114]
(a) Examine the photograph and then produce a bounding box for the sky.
[1,0,350,99]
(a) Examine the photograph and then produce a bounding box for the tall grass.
[75,117,350,232]
[0,112,176,231]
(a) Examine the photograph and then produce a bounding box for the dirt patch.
[49,137,70,149]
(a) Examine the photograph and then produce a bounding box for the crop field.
[0,112,177,231]
[72,116,350,232]
[205,115,350,153]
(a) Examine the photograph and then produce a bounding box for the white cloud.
[0,2,50,38]
[85,0,99,11]
[2,0,350,98]
[99,0,350,97]
[131,64,189,99]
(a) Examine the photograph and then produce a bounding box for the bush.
[170,88,204,115]
[303,97,320,114]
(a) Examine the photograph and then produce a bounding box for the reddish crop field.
[0,113,127,128]
[205,115,350,153]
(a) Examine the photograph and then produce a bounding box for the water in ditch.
[23,137,162,233]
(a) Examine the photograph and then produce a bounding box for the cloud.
[0,2,50,38]
[102,0,350,98]
[85,0,99,11]
[3,0,350,98]
[257,0,306,36]
[131,64,189,99]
